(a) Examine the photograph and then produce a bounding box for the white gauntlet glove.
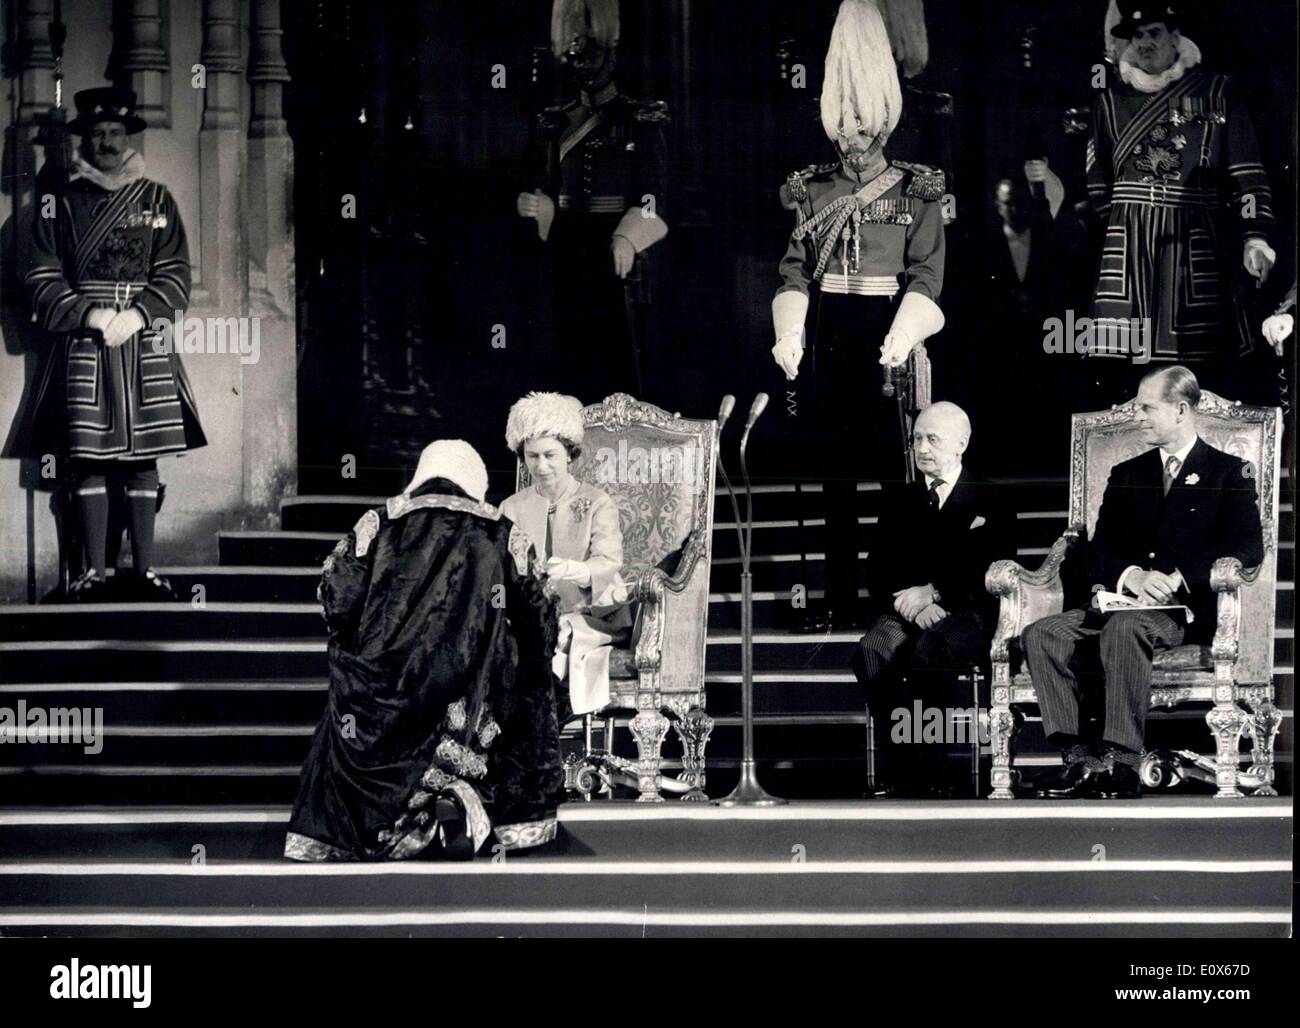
[1262,313,1293,355]
[771,291,809,381]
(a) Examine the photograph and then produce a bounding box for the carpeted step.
[0,907,1287,938]
[2,799,1289,863]
[0,604,324,642]
[0,858,1287,913]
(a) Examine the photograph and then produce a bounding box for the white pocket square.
[970,516,986,529]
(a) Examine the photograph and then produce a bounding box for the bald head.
[915,402,970,444]
[912,401,970,479]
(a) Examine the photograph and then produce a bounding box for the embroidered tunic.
[22,176,205,459]
[1086,68,1274,360]
[776,159,946,303]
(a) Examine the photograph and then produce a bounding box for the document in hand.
[1094,591,1195,623]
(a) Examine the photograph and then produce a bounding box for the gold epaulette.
[631,99,670,124]
[780,161,838,210]
[893,159,946,201]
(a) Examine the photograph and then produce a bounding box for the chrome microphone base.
[716,759,787,807]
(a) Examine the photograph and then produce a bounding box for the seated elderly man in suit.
[1023,366,1264,799]
[852,401,1016,797]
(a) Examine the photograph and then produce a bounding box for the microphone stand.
[718,395,786,807]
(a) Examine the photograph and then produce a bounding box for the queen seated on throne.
[501,393,634,722]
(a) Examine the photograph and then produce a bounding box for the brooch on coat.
[1183,473,1200,486]
[570,497,593,523]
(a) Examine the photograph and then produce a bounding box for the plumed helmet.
[551,0,620,59]
[820,0,903,147]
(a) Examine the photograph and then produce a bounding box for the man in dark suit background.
[852,401,1016,797]
[1023,366,1264,799]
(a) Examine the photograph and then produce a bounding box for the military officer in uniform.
[21,87,204,601]
[772,0,947,632]
[516,0,669,402]
[1086,1,1276,402]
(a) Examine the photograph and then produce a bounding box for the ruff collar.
[69,148,146,191]
[1119,35,1202,93]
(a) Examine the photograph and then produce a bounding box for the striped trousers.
[1021,608,1184,753]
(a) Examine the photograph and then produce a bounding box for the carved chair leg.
[629,708,670,803]
[1245,698,1282,797]
[987,698,1017,800]
[1205,701,1247,799]
[672,706,714,800]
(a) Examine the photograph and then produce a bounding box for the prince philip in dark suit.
[852,402,1016,796]
[1023,366,1264,799]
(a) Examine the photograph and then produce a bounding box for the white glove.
[85,307,115,333]
[1262,313,1293,355]
[102,307,146,349]
[772,333,803,380]
[516,189,555,242]
[881,291,944,367]
[1243,239,1275,284]
[771,291,809,381]
[545,557,591,586]
[611,235,636,278]
[879,328,915,368]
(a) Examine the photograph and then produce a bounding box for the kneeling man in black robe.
[285,439,562,861]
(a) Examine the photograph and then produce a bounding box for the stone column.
[196,0,244,311]
[243,0,298,519]
[111,0,171,129]
[15,0,57,126]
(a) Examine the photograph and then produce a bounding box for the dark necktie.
[927,477,944,510]
[1162,455,1181,496]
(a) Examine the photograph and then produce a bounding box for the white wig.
[821,0,903,146]
[877,0,929,80]
[405,439,490,503]
[551,0,620,58]
[506,392,585,453]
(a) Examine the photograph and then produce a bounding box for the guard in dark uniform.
[1086,1,1276,402]
[21,88,204,602]
[517,0,668,401]
[771,0,946,633]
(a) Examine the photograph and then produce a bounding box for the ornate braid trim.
[386,492,501,522]
[494,817,559,851]
[436,735,488,779]
[284,831,355,862]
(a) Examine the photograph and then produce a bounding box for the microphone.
[744,392,769,431]
[718,394,736,431]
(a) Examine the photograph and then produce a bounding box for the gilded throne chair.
[984,391,1283,799]
[515,393,719,802]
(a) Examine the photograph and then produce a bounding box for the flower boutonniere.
[570,497,592,523]
[1183,473,1200,486]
